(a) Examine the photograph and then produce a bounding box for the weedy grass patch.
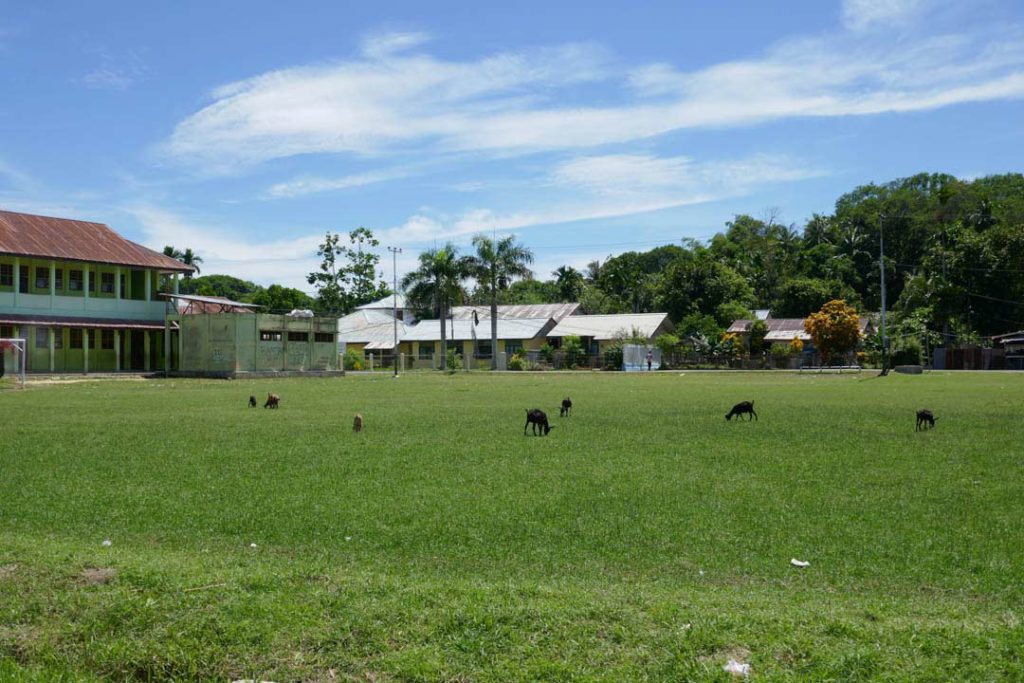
[1,371,1022,681]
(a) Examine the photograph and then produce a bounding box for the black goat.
[248,395,257,408]
[524,408,552,436]
[725,400,757,421]
[560,397,572,417]
[916,409,936,431]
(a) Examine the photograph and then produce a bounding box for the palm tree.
[552,266,585,302]
[402,244,472,370]
[469,235,534,369]
[163,246,203,278]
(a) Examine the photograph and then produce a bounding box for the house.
[401,317,557,367]
[0,209,193,373]
[727,312,874,348]
[992,330,1024,370]
[337,307,409,355]
[546,312,673,354]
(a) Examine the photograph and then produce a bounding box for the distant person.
[646,350,653,371]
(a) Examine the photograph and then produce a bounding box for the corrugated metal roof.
[0,313,166,330]
[355,293,407,310]
[0,209,194,272]
[402,317,554,342]
[728,317,873,335]
[451,302,579,322]
[161,293,258,314]
[337,309,408,348]
[548,313,670,340]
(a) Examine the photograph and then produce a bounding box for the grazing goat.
[353,413,364,432]
[524,408,552,436]
[560,397,572,417]
[725,400,757,421]
[916,409,936,431]
[264,393,280,409]
[248,395,257,408]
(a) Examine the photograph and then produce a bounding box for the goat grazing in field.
[264,393,280,409]
[560,397,572,417]
[353,413,364,432]
[725,400,757,421]
[248,395,257,408]
[916,409,936,431]
[525,408,552,436]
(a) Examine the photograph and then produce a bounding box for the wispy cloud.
[0,157,33,190]
[842,0,928,31]
[79,49,150,90]
[266,167,412,198]
[164,21,1024,170]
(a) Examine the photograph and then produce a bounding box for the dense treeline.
[478,173,1024,346]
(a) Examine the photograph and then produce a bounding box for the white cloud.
[266,167,411,198]
[164,25,1024,170]
[842,0,927,31]
[79,49,149,90]
[361,31,432,59]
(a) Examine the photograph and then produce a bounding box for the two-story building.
[0,209,194,373]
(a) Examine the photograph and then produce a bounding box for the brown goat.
[264,393,280,409]
[353,413,364,432]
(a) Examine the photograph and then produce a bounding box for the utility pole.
[388,246,402,377]
[879,212,889,376]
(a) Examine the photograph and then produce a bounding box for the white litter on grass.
[698,569,705,576]
[790,558,810,568]
[344,536,352,542]
[101,539,112,547]
[249,543,257,549]
[723,659,750,677]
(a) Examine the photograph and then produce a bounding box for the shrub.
[446,348,463,373]
[748,320,768,354]
[788,337,804,355]
[891,338,923,366]
[343,350,364,371]
[538,343,554,363]
[804,300,860,364]
[603,343,624,370]
[507,353,526,371]
[769,342,790,357]
[562,335,586,368]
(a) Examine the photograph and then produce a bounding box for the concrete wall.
[178,313,338,375]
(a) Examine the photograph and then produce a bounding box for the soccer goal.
[0,338,27,389]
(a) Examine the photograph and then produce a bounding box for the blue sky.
[2,0,1023,292]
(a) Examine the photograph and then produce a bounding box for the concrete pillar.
[49,260,56,305]
[84,267,89,303]
[12,256,19,307]
[173,274,180,295]
[48,328,55,373]
[115,266,121,302]
[164,320,171,376]
[144,331,151,371]
[83,327,90,374]
[115,330,121,373]
[145,270,152,302]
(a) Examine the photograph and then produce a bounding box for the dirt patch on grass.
[0,564,17,580]
[78,567,118,585]
[698,645,751,665]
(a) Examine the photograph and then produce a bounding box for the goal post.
[0,338,27,389]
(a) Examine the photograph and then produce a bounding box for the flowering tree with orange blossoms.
[804,299,861,364]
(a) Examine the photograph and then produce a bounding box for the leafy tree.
[804,299,862,364]
[469,235,534,369]
[552,266,585,302]
[249,285,315,312]
[748,319,768,354]
[402,244,473,370]
[163,246,203,280]
[307,228,390,314]
[183,274,259,299]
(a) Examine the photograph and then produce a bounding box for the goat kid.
[264,393,280,409]
[916,409,937,431]
[248,395,257,408]
[725,400,757,421]
[560,397,572,417]
[525,408,552,436]
[353,413,364,432]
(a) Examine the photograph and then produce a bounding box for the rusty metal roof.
[451,302,580,322]
[0,209,194,272]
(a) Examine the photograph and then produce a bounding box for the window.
[86,329,95,349]
[314,332,334,343]
[101,329,114,350]
[477,340,493,357]
[0,264,12,287]
[287,331,309,342]
[505,340,523,355]
[69,270,83,291]
[35,267,49,290]
[0,325,12,338]
[19,266,28,292]
[87,269,94,292]
[260,330,282,342]
[419,344,434,360]
[54,269,63,291]
[70,329,83,349]
[120,273,126,298]
[35,328,49,349]
[100,272,114,293]
[53,329,63,349]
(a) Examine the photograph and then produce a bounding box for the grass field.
[1,371,1023,681]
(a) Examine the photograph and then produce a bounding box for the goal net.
[0,338,27,389]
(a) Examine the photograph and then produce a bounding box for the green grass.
[1,371,1023,681]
